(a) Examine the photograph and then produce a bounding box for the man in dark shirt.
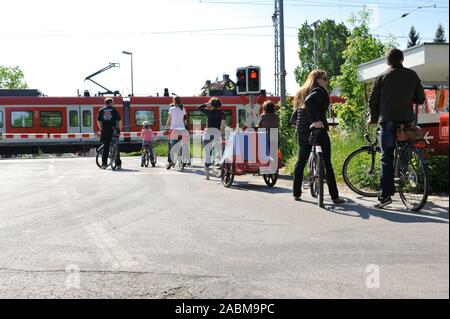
[368,48,425,208]
[97,97,122,169]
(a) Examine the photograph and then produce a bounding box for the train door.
[67,106,81,133]
[80,105,94,133]
[0,105,4,135]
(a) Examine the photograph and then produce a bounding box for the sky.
[0,0,448,97]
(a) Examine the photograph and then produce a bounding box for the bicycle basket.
[396,124,424,142]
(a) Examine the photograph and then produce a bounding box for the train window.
[0,111,3,128]
[82,110,91,127]
[11,111,33,128]
[69,110,78,127]
[135,110,155,126]
[238,109,246,127]
[161,110,169,127]
[222,110,233,126]
[40,111,62,128]
[188,110,206,126]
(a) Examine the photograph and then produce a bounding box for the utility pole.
[272,1,280,96]
[279,0,287,109]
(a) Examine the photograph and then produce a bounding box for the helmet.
[143,121,150,126]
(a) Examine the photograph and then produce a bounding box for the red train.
[0,93,282,155]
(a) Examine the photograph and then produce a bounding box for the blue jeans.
[142,143,155,164]
[379,121,397,199]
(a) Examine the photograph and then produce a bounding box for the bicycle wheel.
[316,153,325,207]
[396,146,429,212]
[151,146,157,167]
[342,146,381,197]
[221,162,235,188]
[110,144,118,170]
[263,172,278,187]
[96,145,103,168]
[144,151,149,167]
[96,144,111,168]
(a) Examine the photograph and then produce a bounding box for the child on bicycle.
[141,121,155,167]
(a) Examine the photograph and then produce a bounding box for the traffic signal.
[247,66,260,93]
[236,66,261,94]
[236,67,247,94]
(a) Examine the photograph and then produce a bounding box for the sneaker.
[166,162,173,170]
[116,165,122,170]
[294,196,302,201]
[141,163,144,167]
[374,197,392,209]
[332,197,346,204]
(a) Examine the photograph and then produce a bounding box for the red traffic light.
[250,70,258,79]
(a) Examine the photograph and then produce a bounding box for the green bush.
[278,98,298,164]
[427,155,449,194]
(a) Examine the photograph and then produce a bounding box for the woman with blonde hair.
[291,69,344,203]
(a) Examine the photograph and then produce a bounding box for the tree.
[0,66,28,89]
[434,23,446,43]
[331,7,389,134]
[407,26,420,48]
[294,19,349,91]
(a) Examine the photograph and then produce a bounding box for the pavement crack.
[0,267,224,279]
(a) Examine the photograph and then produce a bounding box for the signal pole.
[279,0,287,109]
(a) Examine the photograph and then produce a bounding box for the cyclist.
[97,97,122,169]
[368,48,425,208]
[141,120,155,167]
[291,69,344,204]
[165,96,189,169]
[198,97,227,180]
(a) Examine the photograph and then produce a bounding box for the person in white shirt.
[165,96,189,169]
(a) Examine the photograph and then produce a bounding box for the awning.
[357,43,449,85]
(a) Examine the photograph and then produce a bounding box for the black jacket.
[291,86,330,134]
[369,65,425,123]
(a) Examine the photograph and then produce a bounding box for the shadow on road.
[322,198,449,224]
[228,181,293,194]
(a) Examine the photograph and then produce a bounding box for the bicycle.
[342,127,429,212]
[141,142,157,168]
[171,137,188,171]
[305,128,326,207]
[95,130,120,169]
[204,135,224,179]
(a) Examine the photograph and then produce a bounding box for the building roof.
[357,43,449,85]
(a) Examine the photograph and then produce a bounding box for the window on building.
[69,110,79,127]
[82,110,91,127]
[40,111,62,128]
[11,111,33,128]
[135,110,155,126]
[0,111,3,128]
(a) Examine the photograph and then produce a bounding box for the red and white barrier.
[48,133,96,139]
[1,133,48,140]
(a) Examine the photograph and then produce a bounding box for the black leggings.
[292,131,339,199]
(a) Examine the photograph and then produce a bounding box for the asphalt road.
[0,157,448,298]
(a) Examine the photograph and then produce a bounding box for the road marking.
[84,222,139,269]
